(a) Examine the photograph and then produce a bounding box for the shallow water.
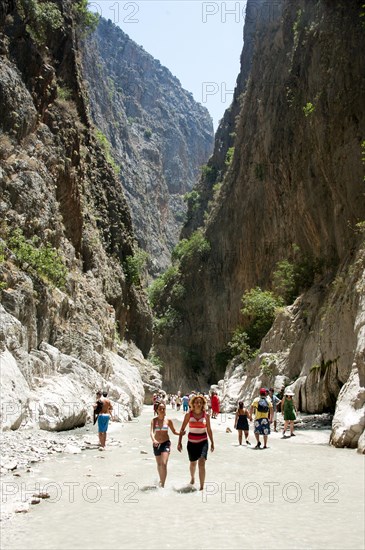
[1,407,364,550]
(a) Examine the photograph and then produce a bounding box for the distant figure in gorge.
[281,389,297,437]
[268,388,281,432]
[93,390,103,426]
[182,394,189,412]
[178,395,214,491]
[210,391,220,419]
[234,401,251,445]
[95,391,113,449]
[250,388,273,449]
[150,402,181,488]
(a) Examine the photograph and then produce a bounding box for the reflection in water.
[1,407,364,550]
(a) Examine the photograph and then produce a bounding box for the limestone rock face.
[81,18,214,276]
[0,0,157,430]
[155,0,365,449]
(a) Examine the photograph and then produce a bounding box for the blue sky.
[88,1,248,129]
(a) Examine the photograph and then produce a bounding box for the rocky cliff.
[154,0,365,449]
[81,18,214,276]
[0,0,159,431]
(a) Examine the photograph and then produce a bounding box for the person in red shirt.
[210,391,220,419]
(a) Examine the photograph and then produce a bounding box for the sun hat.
[285,389,295,396]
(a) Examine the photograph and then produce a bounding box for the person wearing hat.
[250,388,273,449]
[177,394,214,490]
[282,389,297,437]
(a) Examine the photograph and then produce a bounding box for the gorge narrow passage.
[1,407,364,550]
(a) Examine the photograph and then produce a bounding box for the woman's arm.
[150,419,158,445]
[234,411,238,428]
[168,418,181,436]
[206,414,214,452]
[177,413,190,452]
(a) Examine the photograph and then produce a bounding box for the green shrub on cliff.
[123,248,148,286]
[148,265,180,310]
[16,0,64,46]
[272,248,322,304]
[73,0,99,35]
[240,287,284,349]
[95,129,121,175]
[171,229,210,264]
[7,229,67,288]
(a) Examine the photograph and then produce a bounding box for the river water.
[1,407,364,550]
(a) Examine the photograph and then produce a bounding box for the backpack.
[257,397,269,413]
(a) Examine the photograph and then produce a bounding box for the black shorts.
[187,440,208,462]
[153,440,171,456]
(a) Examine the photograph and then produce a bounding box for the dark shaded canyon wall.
[0,0,152,360]
[156,0,365,394]
[81,18,214,275]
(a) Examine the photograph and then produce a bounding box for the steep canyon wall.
[0,0,158,430]
[155,0,365,448]
[81,19,214,276]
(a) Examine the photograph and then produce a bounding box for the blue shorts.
[153,440,171,456]
[98,414,110,433]
[254,417,271,435]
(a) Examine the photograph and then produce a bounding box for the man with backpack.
[250,388,273,449]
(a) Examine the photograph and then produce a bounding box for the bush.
[227,328,253,362]
[240,287,284,349]
[171,230,210,264]
[303,102,315,117]
[17,0,64,46]
[95,129,120,175]
[225,147,235,166]
[144,128,152,139]
[123,248,148,285]
[272,250,321,304]
[184,190,200,212]
[73,0,99,35]
[148,265,180,310]
[201,164,217,183]
[153,307,182,334]
[7,229,67,288]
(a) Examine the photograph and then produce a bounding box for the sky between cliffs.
[89,0,248,130]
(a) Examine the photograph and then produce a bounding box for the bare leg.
[290,421,295,435]
[198,458,206,490]
[98,432,102,446]
[263,435,268,448]
[283,420,289,435]
[238,429,243,445]
[244,430,250,444]
[190,461,197,484]
[156,455,169,487]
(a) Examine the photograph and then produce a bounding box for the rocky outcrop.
[0,0,157,430]
[154,0,365,448]
[81,18,214,276]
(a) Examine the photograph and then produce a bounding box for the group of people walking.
[93,386,297,490]
[150,386,297,488]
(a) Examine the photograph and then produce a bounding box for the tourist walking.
[178,395,214,490]
[182,394,189,412]
[150,402,181,487]
[210,391,220,419]
[95,391,113,449]
[93,390,103,426]
[250,388,273,449]
[268,388,281,432]
[282,389,297,437]
[234,401,251,445]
